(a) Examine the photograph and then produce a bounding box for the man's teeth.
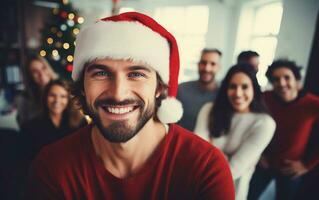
[107,107,134,114]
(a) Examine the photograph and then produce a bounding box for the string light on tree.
[63,42,70,49]
[73,28,79,35]
[40,0,82,79]
[60,24,67,31]
[40,50,46,57]
[67,20,75,27]
[67,55,74,62]
[66,64,73,72]
[47,37,53,44]
[68,13,75,20]
[52,49,59,57]
[77,17,84,24]
[53,55,61,61]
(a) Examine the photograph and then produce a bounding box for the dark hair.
[237,50,259,63]
[43,79,84,128]
[266,59,302,82]
[201,48,222,57]
[25,55,58,101]
[71,65,168,122]
[208,63,268,138]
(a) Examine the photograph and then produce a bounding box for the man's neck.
[199,80,217,91]
[91,119,166,179]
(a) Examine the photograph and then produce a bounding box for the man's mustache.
[94,98,144,108]
[199,70,213,74]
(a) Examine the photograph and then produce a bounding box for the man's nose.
[203,63,212,71]
[110,76,129,101]
[278,78,286,86]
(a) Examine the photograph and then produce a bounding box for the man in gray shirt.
[177,48,221,131]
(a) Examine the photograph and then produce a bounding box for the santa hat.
[72,12,183,124]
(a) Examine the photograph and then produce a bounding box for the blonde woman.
[15,55,58,126]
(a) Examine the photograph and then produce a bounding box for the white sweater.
[194,102,276,200]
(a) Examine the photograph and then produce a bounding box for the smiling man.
[177,48,222,131]
[26,12,234,200]
[248,59,319,200]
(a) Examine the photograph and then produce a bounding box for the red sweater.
[263,91,319,170]
[26,124,235,200]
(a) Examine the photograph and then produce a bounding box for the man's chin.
[95,112,153,143]
[96,121,138,143]
[88,101,155,143]
[199,78,214,85]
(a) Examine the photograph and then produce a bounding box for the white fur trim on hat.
[72,21,170,83]
[157,97,183,124]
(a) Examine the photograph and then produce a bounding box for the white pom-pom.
[157,97,183,124]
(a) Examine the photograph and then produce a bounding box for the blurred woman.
[194,63,276,200]
[15,55,58,126]
[22,79,87,160]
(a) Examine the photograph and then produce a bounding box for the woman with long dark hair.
[194,63,276,200]
[22,79,87,160]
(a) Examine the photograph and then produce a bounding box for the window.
[235,1,283,87]
[154,6,209,82]
[119,7,135,13]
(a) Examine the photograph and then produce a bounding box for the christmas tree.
[39,0,84,79]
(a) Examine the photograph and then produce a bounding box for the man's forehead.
[84,58,155,72]
[201,52,220,59]
[273,66,294,76]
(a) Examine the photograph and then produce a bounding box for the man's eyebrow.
[86,64,109,72]
[128,65,152,73]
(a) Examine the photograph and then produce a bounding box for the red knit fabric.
[263,91,319,170]
[26,124,235,200]
[101,12,180,97]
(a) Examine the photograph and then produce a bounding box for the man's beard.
[87,98,155,143]
[199,71,215,85]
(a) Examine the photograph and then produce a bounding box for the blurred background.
[0,0,318,137]
[0,1,318,199]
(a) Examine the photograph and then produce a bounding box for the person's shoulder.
[300,93,319,112]
[168,124,234,198]
[34,125,91,164]
[169,124,223,159]
[200,102,213,112]
[262,90,273,98]
[178,80,198,90]
[21,114,45,132]
[304,93,319,103]
[254,113,276,129]
[255,112,274,121]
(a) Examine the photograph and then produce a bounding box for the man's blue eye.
[96,71,109,76]
[129,72,145,78]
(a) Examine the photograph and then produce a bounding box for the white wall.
[275,0,319,77]
[71,0,318,82]
[205,1,239,81]
[71,0,235,82]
